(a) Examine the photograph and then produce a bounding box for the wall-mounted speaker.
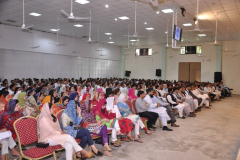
[125,70,131,77]
[156,69,161,76]
[214,72,222,82]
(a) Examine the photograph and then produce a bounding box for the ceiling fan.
[187,0,211,32]
[61,0,91,22]
[123,25,131,50]
[207,44,213,61]
[208,13,221,45]
[21,0,34,31]
[72,33,80,53]
[224,27,236,52]
[124,1,146,38]
[49,18,67,46]
[225,54,240,57]
[96,29,105,51]
[131,0,167,11]
[87,11,95,43]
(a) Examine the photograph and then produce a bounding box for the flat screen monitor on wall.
[173,25,182,42]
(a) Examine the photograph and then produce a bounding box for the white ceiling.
[0,0,240,47]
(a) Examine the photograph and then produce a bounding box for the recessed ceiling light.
[105,33,112,35]
[198,34,206,36]
[144,22,147,24]
[165,31,167,34]
[183,23,192,26]
[132,43,134,44]
[74,24,83,27]
[108,42,114,43]
[162,9,173,13]
[146,28,154,30]
[118,16,129,20]
[115,18,118,21]
[50,29,59,31]
[198,15,205,19]
[105,4,109,8]
[29,12,41,16]
[109,37,111,39]
[181,39,184,41]
[130,39,136,41]
[75,0,89,4]
[156,11,160,14]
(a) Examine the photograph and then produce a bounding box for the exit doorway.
[178,62,201,81]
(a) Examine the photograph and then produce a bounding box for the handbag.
[36,142,49,148]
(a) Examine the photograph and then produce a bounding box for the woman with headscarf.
[38,103,93,160]
[0,91,10,110]
[17,92,27,108]
[59,96,69,109]
[22,95,40,118]
[106,97,133,142]
[94,99,125,147]
[0,99,23,140]
[128,88,137,101]
[117,93,152,143]
[97,88,105,99]
[80,93,95,123]
[39,89,61,113]
[60,98,103,158]
[67,93,113,156]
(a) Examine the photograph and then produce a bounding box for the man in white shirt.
[163,84,168,94]
[172,87,195,117]
[192,85,210,108]
[144,89,172,131]
[8,84,16,96]
[166,88,186,119]
[204,84,220,100]
[152,90,179,127]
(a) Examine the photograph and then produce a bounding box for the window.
[135,48,152,56]
[180,46,202,54]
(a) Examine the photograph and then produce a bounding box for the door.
[178,62,201,81]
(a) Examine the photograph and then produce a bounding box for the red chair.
[13,116,57,160]
[129,100,149,129]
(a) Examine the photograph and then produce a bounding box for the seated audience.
[38,103,94,160]
[0,99,23,140]
[117,93,152,143]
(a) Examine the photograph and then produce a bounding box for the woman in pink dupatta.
[128,88,137,101]
[38,103,94,160]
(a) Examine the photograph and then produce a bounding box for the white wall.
[0,24,121,80]
[222,41,240,94]
[166,42,217,82]
[124,45,163,79]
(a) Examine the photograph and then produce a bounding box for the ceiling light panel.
[108,42,114,43]
[105,33,112,35]
[75,0,89,4]
[146,28,154,30]
[50,29,59,31]
[74,24,83,27]
[29,12,41,16]
[118,16,129,20]
[183,23,192,26]
[198,34,206,36]
[162,9,173,13]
